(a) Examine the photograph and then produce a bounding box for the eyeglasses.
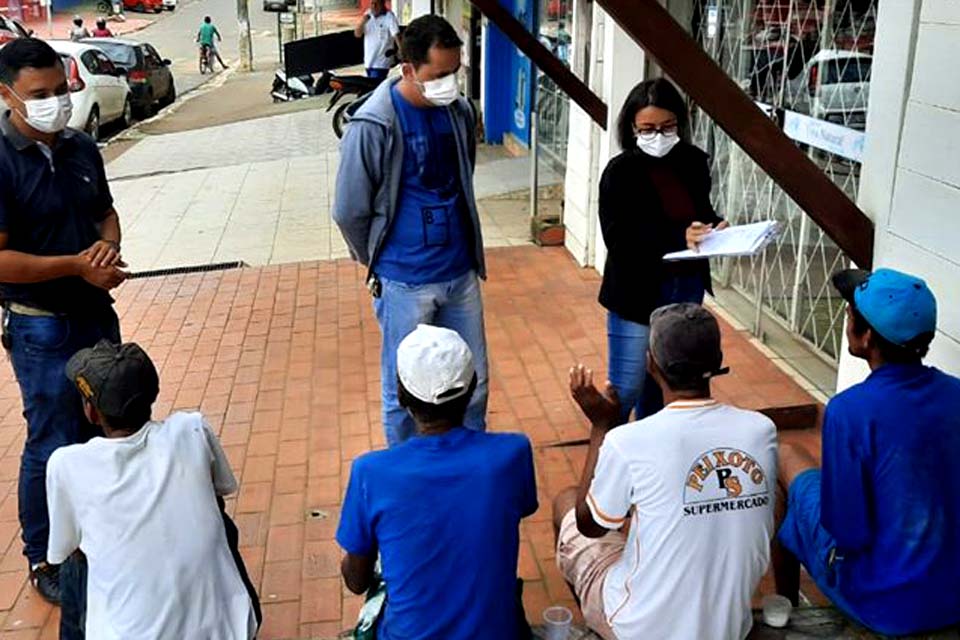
[635,124,678,141]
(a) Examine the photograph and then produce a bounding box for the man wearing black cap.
[47,341,260,639]
[775,268,960,636]
[553,303,778,640]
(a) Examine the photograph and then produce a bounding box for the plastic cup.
[543,605,573,640]
[762,594,792,628]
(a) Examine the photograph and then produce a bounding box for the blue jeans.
[778,470,866,629]
[372,271,488,446]
[5,306,121,564]
[60,552,87,640]
[607,275,705,423]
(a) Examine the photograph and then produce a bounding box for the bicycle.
[198,44,214,74]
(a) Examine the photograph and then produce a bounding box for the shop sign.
[782,110,866,162]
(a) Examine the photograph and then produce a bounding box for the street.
[127,0,284,96]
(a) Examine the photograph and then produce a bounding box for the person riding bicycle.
[196,17,227,71]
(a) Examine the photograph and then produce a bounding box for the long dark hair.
[616,78,689,150]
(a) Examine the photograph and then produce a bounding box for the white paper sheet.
[663,220,780,261]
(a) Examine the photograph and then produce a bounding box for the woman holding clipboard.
[598,78,727,422]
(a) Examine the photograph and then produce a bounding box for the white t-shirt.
[587,400,778,640]
[363,10,400,70]
[46,412,258,640]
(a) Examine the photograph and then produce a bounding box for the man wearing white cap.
[336,324,538,639]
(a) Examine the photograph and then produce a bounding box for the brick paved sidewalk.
[0,246,819,639]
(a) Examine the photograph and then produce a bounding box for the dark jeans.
[366,67,389,80]
[6,306,121,565]
[60,552,87,640]
[607,275,705,422]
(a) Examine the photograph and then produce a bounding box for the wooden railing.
[468,0,875,268]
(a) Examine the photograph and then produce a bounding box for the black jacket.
[598,142,722,325]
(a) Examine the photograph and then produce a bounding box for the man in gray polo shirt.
[0,37,127,606]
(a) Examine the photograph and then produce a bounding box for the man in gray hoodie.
[332,15,487,447]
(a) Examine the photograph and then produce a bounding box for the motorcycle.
[327,74,382,139]
[270,69,326,102]
[268,68,383,138]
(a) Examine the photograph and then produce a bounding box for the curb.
[106,61,240,144]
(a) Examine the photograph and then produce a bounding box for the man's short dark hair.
[850,306,932,363]
[400,15,462,66]
[0,38,62,85]
[397,375,476,426]
[204,15,212,23]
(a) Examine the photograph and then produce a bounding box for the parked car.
[85,38,175,118]
[786,49,872,130]
[0,15,32,46]
[48,41,132,141]
[123,0,164,13]
[163,0,177,10]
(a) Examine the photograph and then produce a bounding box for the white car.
[48,40,132,141]
[787,49,872,130]
[163,0,177,10]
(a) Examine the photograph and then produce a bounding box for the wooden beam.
[468,0,608,129]
[596,0,874,268]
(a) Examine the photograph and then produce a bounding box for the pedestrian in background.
[91,19,113,38]
[598,78,726,423]
[197,16,228,70]
[333,15,488,447]
[355,0,400,80]
[0,37,127,618]
[69,16,90,41]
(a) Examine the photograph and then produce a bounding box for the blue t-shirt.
[336,428,538,640]
[374,86,474,285]
[822,363,960,634]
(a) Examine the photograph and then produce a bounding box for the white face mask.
[418,72,460,107]
[12,91,73,134]
[636,131,680,158]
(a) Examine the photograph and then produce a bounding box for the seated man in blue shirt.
[336,324,538,639]
[776,268,960,636]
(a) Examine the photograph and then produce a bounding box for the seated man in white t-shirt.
[553,304,778,640]
[47,341,260,640]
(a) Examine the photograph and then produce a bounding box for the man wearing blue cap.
[775,268,960,635]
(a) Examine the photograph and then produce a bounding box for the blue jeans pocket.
[11,315,72,354]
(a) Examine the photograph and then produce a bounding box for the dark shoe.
[30,562,61,605]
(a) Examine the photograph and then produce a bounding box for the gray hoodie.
[331,78,486,280]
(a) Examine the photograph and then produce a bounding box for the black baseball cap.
[649,303,729,387]
[65,341,160,420]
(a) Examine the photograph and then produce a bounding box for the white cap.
[397,324,475,405]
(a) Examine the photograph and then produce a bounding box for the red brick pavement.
[0,246,821,639]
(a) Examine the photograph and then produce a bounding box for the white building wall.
[838,0,960,389]
[562,5,648,271]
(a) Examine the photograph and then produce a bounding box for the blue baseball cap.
[832,268,937,348]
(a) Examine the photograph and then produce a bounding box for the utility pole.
[237,0,254,71]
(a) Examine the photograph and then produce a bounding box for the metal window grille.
[690,0,877,363]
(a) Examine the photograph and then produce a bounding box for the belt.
[5,302,56,318]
